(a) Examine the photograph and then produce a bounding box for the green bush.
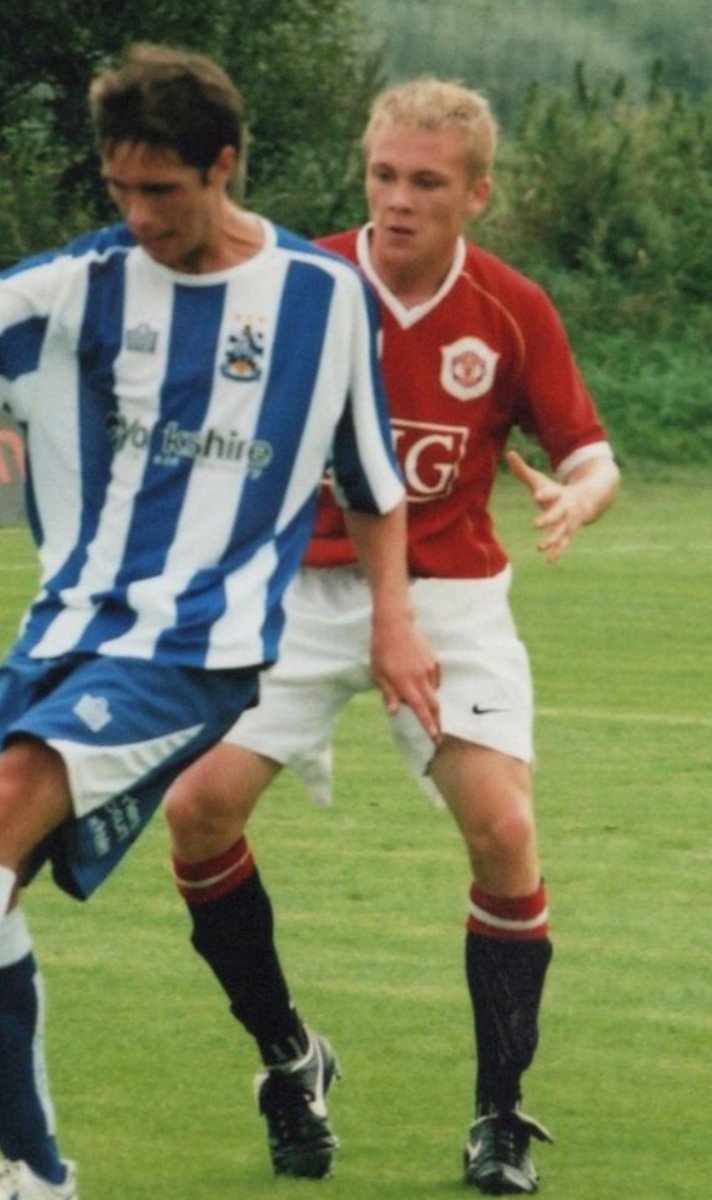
[465,66,712,467]
[480,67,712,317]
[0,98,93,265]
[573,329,712,467]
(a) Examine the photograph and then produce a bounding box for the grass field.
[1,470,711,1199]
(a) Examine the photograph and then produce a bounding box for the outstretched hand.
[505,448,590,563]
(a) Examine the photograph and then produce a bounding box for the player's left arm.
[506,448,620,564]
[344,502,441,743]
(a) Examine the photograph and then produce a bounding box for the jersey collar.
[356,224,466,328]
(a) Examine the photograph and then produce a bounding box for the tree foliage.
[0,2,221,210]
[0,0,378,261]
[216,0,379,231]
[478,65,712,328]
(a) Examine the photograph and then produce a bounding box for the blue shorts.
[0,651,260,900]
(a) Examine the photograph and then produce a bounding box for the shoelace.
[492,1118,527,1167]
[263,1073,318,1133]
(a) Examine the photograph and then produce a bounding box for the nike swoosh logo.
[471,705,506,715]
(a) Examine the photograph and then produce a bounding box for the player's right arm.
[506,448,620,563]
[328,267,441,742]
[0,256,66,415]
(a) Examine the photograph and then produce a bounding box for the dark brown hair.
[89,43,245,171]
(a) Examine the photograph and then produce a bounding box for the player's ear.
[467,175,491,220]
[210,144,238,189]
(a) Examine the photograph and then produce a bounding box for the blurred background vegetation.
[0,0,709,466]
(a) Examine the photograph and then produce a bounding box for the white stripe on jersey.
[206,542,278,669]
[1,220,403,669]
[7,257,88,581]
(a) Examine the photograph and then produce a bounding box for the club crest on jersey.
[440,337,499,402]
[220,324,265,382]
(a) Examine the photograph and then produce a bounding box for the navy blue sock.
[0,951,65,1184]
[188,871,304,1063]
[466,932,553,1112]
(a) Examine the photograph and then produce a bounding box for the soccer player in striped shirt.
[163,78,620,1192]
[0,47,439,1200]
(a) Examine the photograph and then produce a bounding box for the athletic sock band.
[0,866,17,921]
[172,837,255,904]
[0,908,32,967]
[467,881,549,941]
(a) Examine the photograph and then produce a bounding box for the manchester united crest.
[440,336,499,402]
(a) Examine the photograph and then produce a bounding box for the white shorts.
[225,564,533,805]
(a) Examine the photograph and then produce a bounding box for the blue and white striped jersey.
[0,218,403,669]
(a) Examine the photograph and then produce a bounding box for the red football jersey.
[305,227,611,578]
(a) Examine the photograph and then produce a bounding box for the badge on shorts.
[73,693,112,732]
[440,337,499,402]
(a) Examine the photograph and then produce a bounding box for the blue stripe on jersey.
[262,496,319,659]
[156,261,335,664]
[116,281,227,580]
[251,262,338,656]
[273,225,347,269]
[1,223,134,281]
[17,422,45,563]
[272,225,316,255]
[64,223,135,259]
[363,281,394,454]
[74,281,227,653]
[0,316,48,381]
[332,283,396,511]
[330,401,376,510]
[15,255,127,653]
[233,260,335,542]
[3,415,46,570]
[154,543,253,664]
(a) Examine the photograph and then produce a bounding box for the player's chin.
[138,233,175,262]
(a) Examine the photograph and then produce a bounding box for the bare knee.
[0,737,72,870]
[432,742,539,893]
[163,774,219,846]
[163,743,279,860]
[467,800,536,868]
[460,791,540,895]
[163,760,245,848]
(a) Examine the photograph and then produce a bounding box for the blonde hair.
[363,77,498,180]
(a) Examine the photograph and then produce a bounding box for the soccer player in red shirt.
[164,77,619,1194]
